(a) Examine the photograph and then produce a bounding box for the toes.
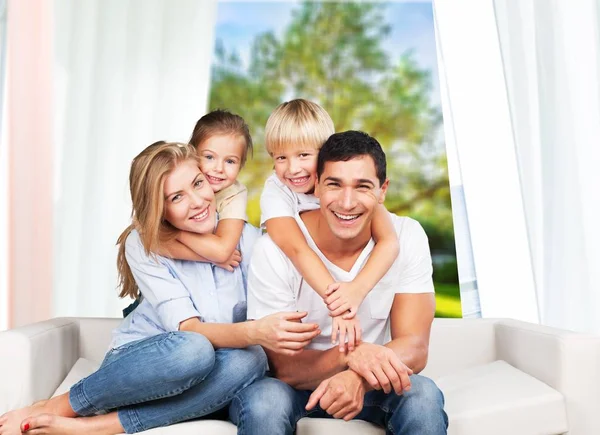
[22,414,54,432]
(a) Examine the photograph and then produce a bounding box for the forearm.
[178,231,233,263]
[287,247,335,298]
[179,318,255,349]
[385,335,429,374]
[155,239,209,262]
[267,347,347,390]
[354,238,399,292]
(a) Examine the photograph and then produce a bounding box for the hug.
[0,100,447,435]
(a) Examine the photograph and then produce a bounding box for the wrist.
[245,320,258,346]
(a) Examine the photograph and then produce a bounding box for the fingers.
[284,321,319,333]
[328,303,348,317]
[346,324,356,352]
[306,380,329,410]
[280,329,321,342]
[325,282,341,296]
[331,320,338,345]
[281,311,308,321]
[338,325,347,352]
[324,292,341,305]
[389,358,412,392]
[381,361,403,395]
[361,370,381,391]
[279,340,313,351]
[355,323,362,344]
[372,366,392,394]
[343,407,362,421]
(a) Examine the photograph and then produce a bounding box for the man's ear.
[314,176,321,198]
[378,179,389,203]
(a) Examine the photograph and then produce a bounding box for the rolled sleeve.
[216,182,248,221]
[125,231,201,331]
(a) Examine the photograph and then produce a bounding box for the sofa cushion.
[438,360,568,435]
[52,358,100,398]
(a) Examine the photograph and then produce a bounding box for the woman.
[0,142,320,435]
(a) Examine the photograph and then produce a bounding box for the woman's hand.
[250,312,321,356]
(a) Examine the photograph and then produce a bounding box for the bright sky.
[214,1,440,106]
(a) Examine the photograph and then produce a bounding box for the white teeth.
[191,209,208,220]
[333,211,359,221]
[289,176,309,185]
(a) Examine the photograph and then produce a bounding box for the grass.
[434,282,462,318]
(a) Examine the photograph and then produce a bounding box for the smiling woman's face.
[163,159,216,234]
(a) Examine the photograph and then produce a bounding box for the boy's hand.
[331,316,362,352]
[215,249,242,272]
[325,282,368,319]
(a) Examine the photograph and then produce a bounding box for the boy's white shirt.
[259,173,320,227]
[247,212,435,350]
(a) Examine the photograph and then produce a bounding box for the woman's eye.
[171,194,182,202]
[204,155,213,160]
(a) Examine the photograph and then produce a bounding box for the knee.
[403,375,445,412]
[236,346,268,378]
[232,378,295,427]
[167,332,215,380]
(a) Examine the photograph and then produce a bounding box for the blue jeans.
[230,375,448,435]
[68,331,267,433]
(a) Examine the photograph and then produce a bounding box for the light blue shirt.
[110,223,260,349]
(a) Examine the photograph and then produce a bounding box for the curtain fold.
[495,0,600,334]
[53,0,217,318]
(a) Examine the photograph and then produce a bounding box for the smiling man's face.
[315,155,388,241]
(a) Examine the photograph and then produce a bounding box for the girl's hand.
[251,311,321,356]
[331,316,362,352]
[325,282,367,319]
[215,249,242,272]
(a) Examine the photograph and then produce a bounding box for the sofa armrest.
[495,319,600,435]
[0,318,80,412]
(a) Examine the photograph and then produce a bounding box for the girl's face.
[163,159,216,234]
[272,147,318,194]
[197,134,246,193]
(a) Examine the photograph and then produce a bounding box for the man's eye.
[358,185,370,190]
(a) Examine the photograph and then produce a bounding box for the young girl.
[155,110,252,270]
[0,142,320,435]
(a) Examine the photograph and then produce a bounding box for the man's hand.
[250,312,320,356]
[325,282,367,318]
[331,316,362,352]
[214,249,242,272]
[305,370,367,421]
[346,342,413,394]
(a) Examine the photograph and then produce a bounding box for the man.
[230,131,448,434]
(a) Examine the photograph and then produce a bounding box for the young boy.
[260,99,400,350]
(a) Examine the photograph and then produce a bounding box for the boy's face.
[197,134,245,193]
[272,147,318,194]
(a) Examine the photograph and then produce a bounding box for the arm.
[154,238,210,262]
[386,293,436,373]
[325,205,400,316]
[265,217,334,298]
[177,219,245,264]
[266,346,348,390]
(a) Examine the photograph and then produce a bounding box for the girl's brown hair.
[116,141,200,299]
[189,109,253,166]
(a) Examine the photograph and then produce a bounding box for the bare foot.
[21,413,124,435]
[0,401,48,435]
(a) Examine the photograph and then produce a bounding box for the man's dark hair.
[317,130,387,186]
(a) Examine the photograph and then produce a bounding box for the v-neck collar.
[296,215,375,277]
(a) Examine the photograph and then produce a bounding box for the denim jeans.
[230,375,448,435]
[68,331,267,433]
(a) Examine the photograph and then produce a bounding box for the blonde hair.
[265,99,335,155]
[189,109,253,167]
[116,141,200,299]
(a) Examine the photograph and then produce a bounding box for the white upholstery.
[1,317,599,434]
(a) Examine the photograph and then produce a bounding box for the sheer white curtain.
[0,0,7,330]
[53,0,217,318]
[433,0,539,323]
[495,0,600,334]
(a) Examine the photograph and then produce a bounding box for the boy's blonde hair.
[265,99,335,155]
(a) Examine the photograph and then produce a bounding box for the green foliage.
[210,1,460,314]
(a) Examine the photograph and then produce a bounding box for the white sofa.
[1,317,599,435]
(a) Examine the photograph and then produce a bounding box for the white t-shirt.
[247,213,435,350]
[259,173,320,227]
